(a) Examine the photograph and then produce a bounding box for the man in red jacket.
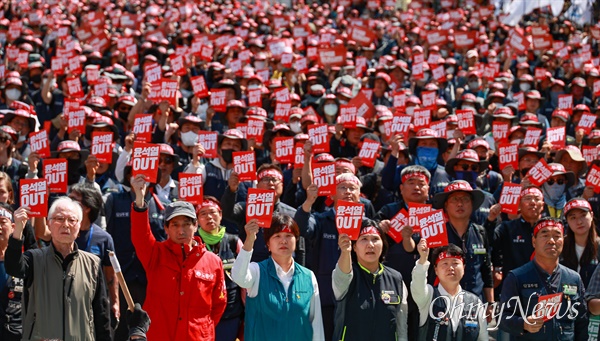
[130,174,227,340]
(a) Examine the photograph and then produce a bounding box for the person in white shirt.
[411,239,488,341]
[231,214,324,341]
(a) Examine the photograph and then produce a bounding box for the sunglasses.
[546,178,565,185]
[458,164,479,172]
[159,156,174,165]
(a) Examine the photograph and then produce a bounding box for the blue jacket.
[499,261,588,340]
[244,258,313,341]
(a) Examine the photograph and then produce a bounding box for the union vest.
[22,245,101,341]
[0,274,23,341]
[244,258,314,341]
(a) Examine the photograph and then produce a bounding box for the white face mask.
[324,104,338,116]
[17,134,26,143]
[406,106,415,116]
[289,76,297,84]
[517,56,527,63]
[462,105,475,111]
[468,80,480,90]
[446,66,455,75]
[519,83,531,92]
[440,50,448,58]
[180,131,199,146]
[196,102,209,121]
[5,89,21,100]
[247,84,261,90]
[339,100,348,105]
[488,57,497,63]
[255,61,266,69]
[290,121,302,133]
[378,125,386,134]
[423,73,431,82]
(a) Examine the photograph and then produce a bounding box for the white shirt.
[411,260,489,340]
[155,177,177,203]
[231,248,325,341]
[576,244,585,272]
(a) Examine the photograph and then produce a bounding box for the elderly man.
[130,174,227,341]
[499,218,588,340]
[5,197,111,340]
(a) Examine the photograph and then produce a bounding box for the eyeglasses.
[337,185,360,192]
[259,177,281,184]
[447,196,472,204]
[546,178,565,185]
[457,163,479,172]
[159,156,174,165]
[50,215,79,226]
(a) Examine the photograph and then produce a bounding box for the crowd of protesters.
[2,0,600,340]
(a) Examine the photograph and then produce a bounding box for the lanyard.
[85,225,94,252]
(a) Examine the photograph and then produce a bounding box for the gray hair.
[48,196,83,223]
[336,173,362,187]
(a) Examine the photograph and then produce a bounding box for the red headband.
[199,200,221,211]
[359,226,380,237]
[336,175,361,186]
[436,251,464,265]
[402,172,429,184]
[258,169,283,181]
[533,220,564,237]
[280,225,293,234]
[520,187,543,199]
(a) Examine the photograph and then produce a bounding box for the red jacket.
[131,204,227,341]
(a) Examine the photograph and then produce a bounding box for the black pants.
[322,304,335,341]
[114,280,147,341]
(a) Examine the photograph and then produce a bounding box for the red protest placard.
[534,67,547,81]
[91,132,113,163]
[294,142,305,169]
[246,188,276,228]
[421,91,436,109]
[308,124,329,153]
[546,127,566,149]
[408,203,431,234]
[350,25,376,46]
[582,145,600,165]
[200,45,213,62]
[29,130,51,158]
[358,138,379,168]
[67,108,86,134]
[317,45,347,67]
[144,63,162,83]
[417,209,448,248]
[391,115,412,135]
[522,127,543,147]
[454,31,477,49]
[499,183,521,214]
[210,88,227,112]
[534,293,563,322]
[492,122,510,143]
[526,158,554,187]
[44,159,68,194]
[247,88,262,107]
[190,75,209,98]
[577,113,596,134]
[387,208,409,243]
[86,65,100,85]
[233,151,257,181]
[178,173,203,204]
[532,34,553,51]
[339,104,358,128]
[312,162,336,196]
[393,91,406,109]
[513,92,526,111]
[558,94,573,114]
[157,79,178,106]
[456,109,476,135]
[274,101,291,122]
[335,200,364,240]
[246,118,264,144]
[170,54,187,76]
[498,143,519,170]
[132,143,160,183]
[430,120,447,139]
[197,131,218,158]
[594,79,600,97]
[349,90,375,120]
[20,179,48,217]
[133,114,153,143]
[586,165,600,193]
[66,76,84,98]
[273,137,294,164]
[412,108,431,131]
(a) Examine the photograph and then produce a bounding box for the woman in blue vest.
[561,198,600,289]
[196,196,244,341]
[231,214,324,341]
[332,220,409,341]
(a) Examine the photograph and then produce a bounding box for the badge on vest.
[523,283,538,289]
[563,284,577,296]
[381,291,400,304]
[465,320,478,328]
[471,243,486,255]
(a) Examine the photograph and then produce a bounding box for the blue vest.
[244,258,314,341]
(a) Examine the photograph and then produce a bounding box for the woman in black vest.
[195,196,244,341]
[332,220,409,341]
[411,241,488,341]
[561,198,600,289]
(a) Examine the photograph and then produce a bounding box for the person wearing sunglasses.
[151,144,180,205]
[444,149,497,226]
[541,163,575,219]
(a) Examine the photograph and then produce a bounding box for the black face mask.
[220,149,234,164]
[521,167,531,177]
[30,74,42,83]
[67,159,82,185]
